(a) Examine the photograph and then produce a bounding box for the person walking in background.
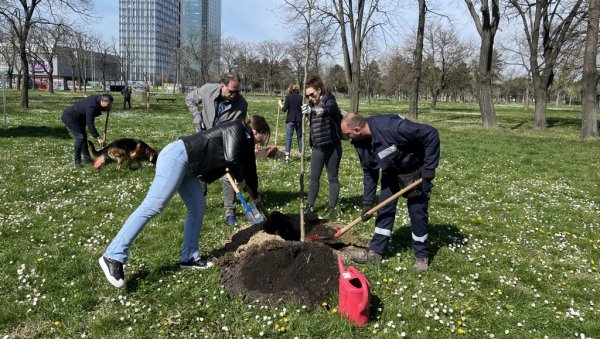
[301,75,343,220]
[185,73,248,226]
[340,112,440,273]
[61,94,112,168]
[99,118,270,288]
[121,85,132,109]
[278,84,303,163]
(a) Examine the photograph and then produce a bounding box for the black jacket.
[61,95,106,138]
[282,92,303,123]
[180,121,259,197]
[307,91,342,147]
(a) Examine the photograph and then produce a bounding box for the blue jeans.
[103,140,206,263]
[285,122,302,156]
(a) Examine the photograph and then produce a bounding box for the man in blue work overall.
[340,112,440,272]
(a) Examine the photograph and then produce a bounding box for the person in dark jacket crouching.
[99,118,270,288]
[341,112,440,273]
[61,94,113,167]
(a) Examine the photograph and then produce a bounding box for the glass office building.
[180,0,221,84]
[119,0,221,85]
[181,0,220,46]
[119,0,180,84]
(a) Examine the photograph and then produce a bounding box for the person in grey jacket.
[185,74,248,226]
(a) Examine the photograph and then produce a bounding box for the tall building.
[181,0,220,46]
[119,0,221,86]
[180,0,221,84]
[119,0,180,84]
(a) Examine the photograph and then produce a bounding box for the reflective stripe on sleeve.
[377,144,397,160]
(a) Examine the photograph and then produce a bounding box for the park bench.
[154,97,176,103]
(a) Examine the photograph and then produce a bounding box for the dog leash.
[103,110,110,144]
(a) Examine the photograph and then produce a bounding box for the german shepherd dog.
[87,138,158,170]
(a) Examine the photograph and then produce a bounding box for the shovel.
[307,178,424,240]
[225,172,265,225]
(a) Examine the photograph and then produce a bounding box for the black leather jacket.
[180,121,259,197]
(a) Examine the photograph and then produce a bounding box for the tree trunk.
[19,61,29,108]
[48,74,55,94]
[430,91,437,110]
[477,32,497,128]
[410,0,426,120]
[581,0,599,139]
[532,78,547,130]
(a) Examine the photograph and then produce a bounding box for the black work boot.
[349,248,383,264]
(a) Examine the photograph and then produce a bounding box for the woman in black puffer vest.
[301,75,343,220]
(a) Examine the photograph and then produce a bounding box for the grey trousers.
[199,176,236,218]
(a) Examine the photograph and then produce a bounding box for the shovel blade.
[245,205,264,224]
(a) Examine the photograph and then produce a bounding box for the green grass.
[1,89,599,337]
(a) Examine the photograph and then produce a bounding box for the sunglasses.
[305,91,318,99]
[223,86,240,94]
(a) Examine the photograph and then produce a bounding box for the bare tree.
[422,22,470,109]
[28,21,68,93]
[507,0,586,130]
[0,25,19,89]
[283,0,318,241]
[284,39,308,86]
[256,40,287,94]
[381,51,413,100]
[91,34,119,91]
[317,0,397,113]
[410,0,427,120]
[0,0,93,107]
[581,0,599,139]
[465,0,500,129]
[181,31,220,85]
[360,36,380,105]
[498,32,532,110]
[220,36,243,74]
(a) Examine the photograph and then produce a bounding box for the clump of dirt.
[216,211,362,306]
[255,146,284,159]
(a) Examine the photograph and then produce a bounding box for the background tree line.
[0,0,597,139]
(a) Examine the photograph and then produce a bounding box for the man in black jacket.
[99,120,269,288]
[341,112,440,273]
[61,94,112,167]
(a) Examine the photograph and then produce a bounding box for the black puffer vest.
[309,91,342,147]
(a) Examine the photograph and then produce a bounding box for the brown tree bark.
[465,0,500,129]
[409,0,426,120]
[508,0,585,130]
[581,0,599,139]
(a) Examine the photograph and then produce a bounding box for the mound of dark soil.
[220,240,338,306]
[215,211,366,306]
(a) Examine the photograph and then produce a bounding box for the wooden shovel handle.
[225,172,241,194]
[334,178,424,238]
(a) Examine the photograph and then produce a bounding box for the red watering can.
[337,257,370,326]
